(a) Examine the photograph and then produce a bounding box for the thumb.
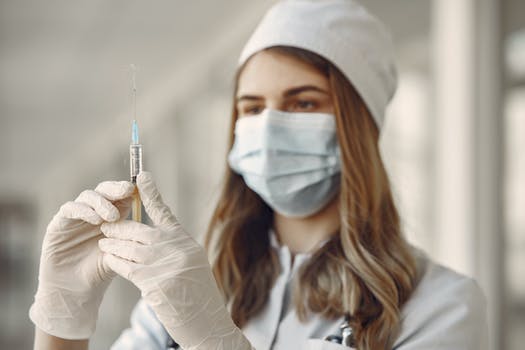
[99,250,117,281]
[136,171,178,230]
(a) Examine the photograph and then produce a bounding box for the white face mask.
[227,109,341,218]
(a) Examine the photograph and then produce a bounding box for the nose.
[265,98,283,112]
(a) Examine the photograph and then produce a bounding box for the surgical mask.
[227,109,341,218]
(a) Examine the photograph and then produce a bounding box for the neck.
[273,196,340,255]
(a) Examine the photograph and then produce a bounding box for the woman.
[29,1,487,349]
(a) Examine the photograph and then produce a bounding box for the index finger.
[95,181,136,201]
[100,220,164,245]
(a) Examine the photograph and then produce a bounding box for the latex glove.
[29,181,135,339]
[99,172,253,350]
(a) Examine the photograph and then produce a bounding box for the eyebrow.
[284,85,329,97]
[236,85,329,103]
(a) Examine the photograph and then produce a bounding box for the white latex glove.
[29,181,135,339]
[99,172,253,350]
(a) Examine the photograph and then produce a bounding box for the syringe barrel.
[130,144,143,182]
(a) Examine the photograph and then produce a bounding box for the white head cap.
[239,0,397,129]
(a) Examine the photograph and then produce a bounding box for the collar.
[268,228,333,275]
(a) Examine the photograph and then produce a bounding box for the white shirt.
[111,235,488,350]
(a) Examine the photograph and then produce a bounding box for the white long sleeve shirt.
[111,236,488,350]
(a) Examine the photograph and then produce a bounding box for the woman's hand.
[29,181,135,340]
[99,172,253,350]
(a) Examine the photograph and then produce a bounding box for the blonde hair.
[205,46,418,349]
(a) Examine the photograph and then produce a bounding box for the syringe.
[129,64,142,222]
[130,120,142,222]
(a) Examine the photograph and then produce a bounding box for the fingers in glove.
[99,238,154,264]
[76,190,120,222]
[100,220,165,244]
[95,181,135,219]
[58,201,104,225]
[102,252,140,281]
[113,196,133,220]
[136,172,178,231]
[95,181,136,201]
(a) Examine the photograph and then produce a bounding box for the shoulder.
[394,247,488,349]
[408,248,485,309]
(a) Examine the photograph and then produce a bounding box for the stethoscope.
[165,315,355,349]
[323,315,356,347]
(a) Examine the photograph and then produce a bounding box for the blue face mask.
[227,109,341,218]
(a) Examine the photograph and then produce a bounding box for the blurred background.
[0,0,523,349]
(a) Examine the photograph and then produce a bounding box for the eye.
[291,99,317,111]
[240,105,265,116]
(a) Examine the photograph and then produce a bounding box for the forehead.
[237,50,330,96]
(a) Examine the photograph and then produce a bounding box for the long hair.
[204,46,419,349]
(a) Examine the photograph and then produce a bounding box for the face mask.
[227,109,341,218]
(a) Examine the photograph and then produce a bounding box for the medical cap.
[239,0,397,129]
